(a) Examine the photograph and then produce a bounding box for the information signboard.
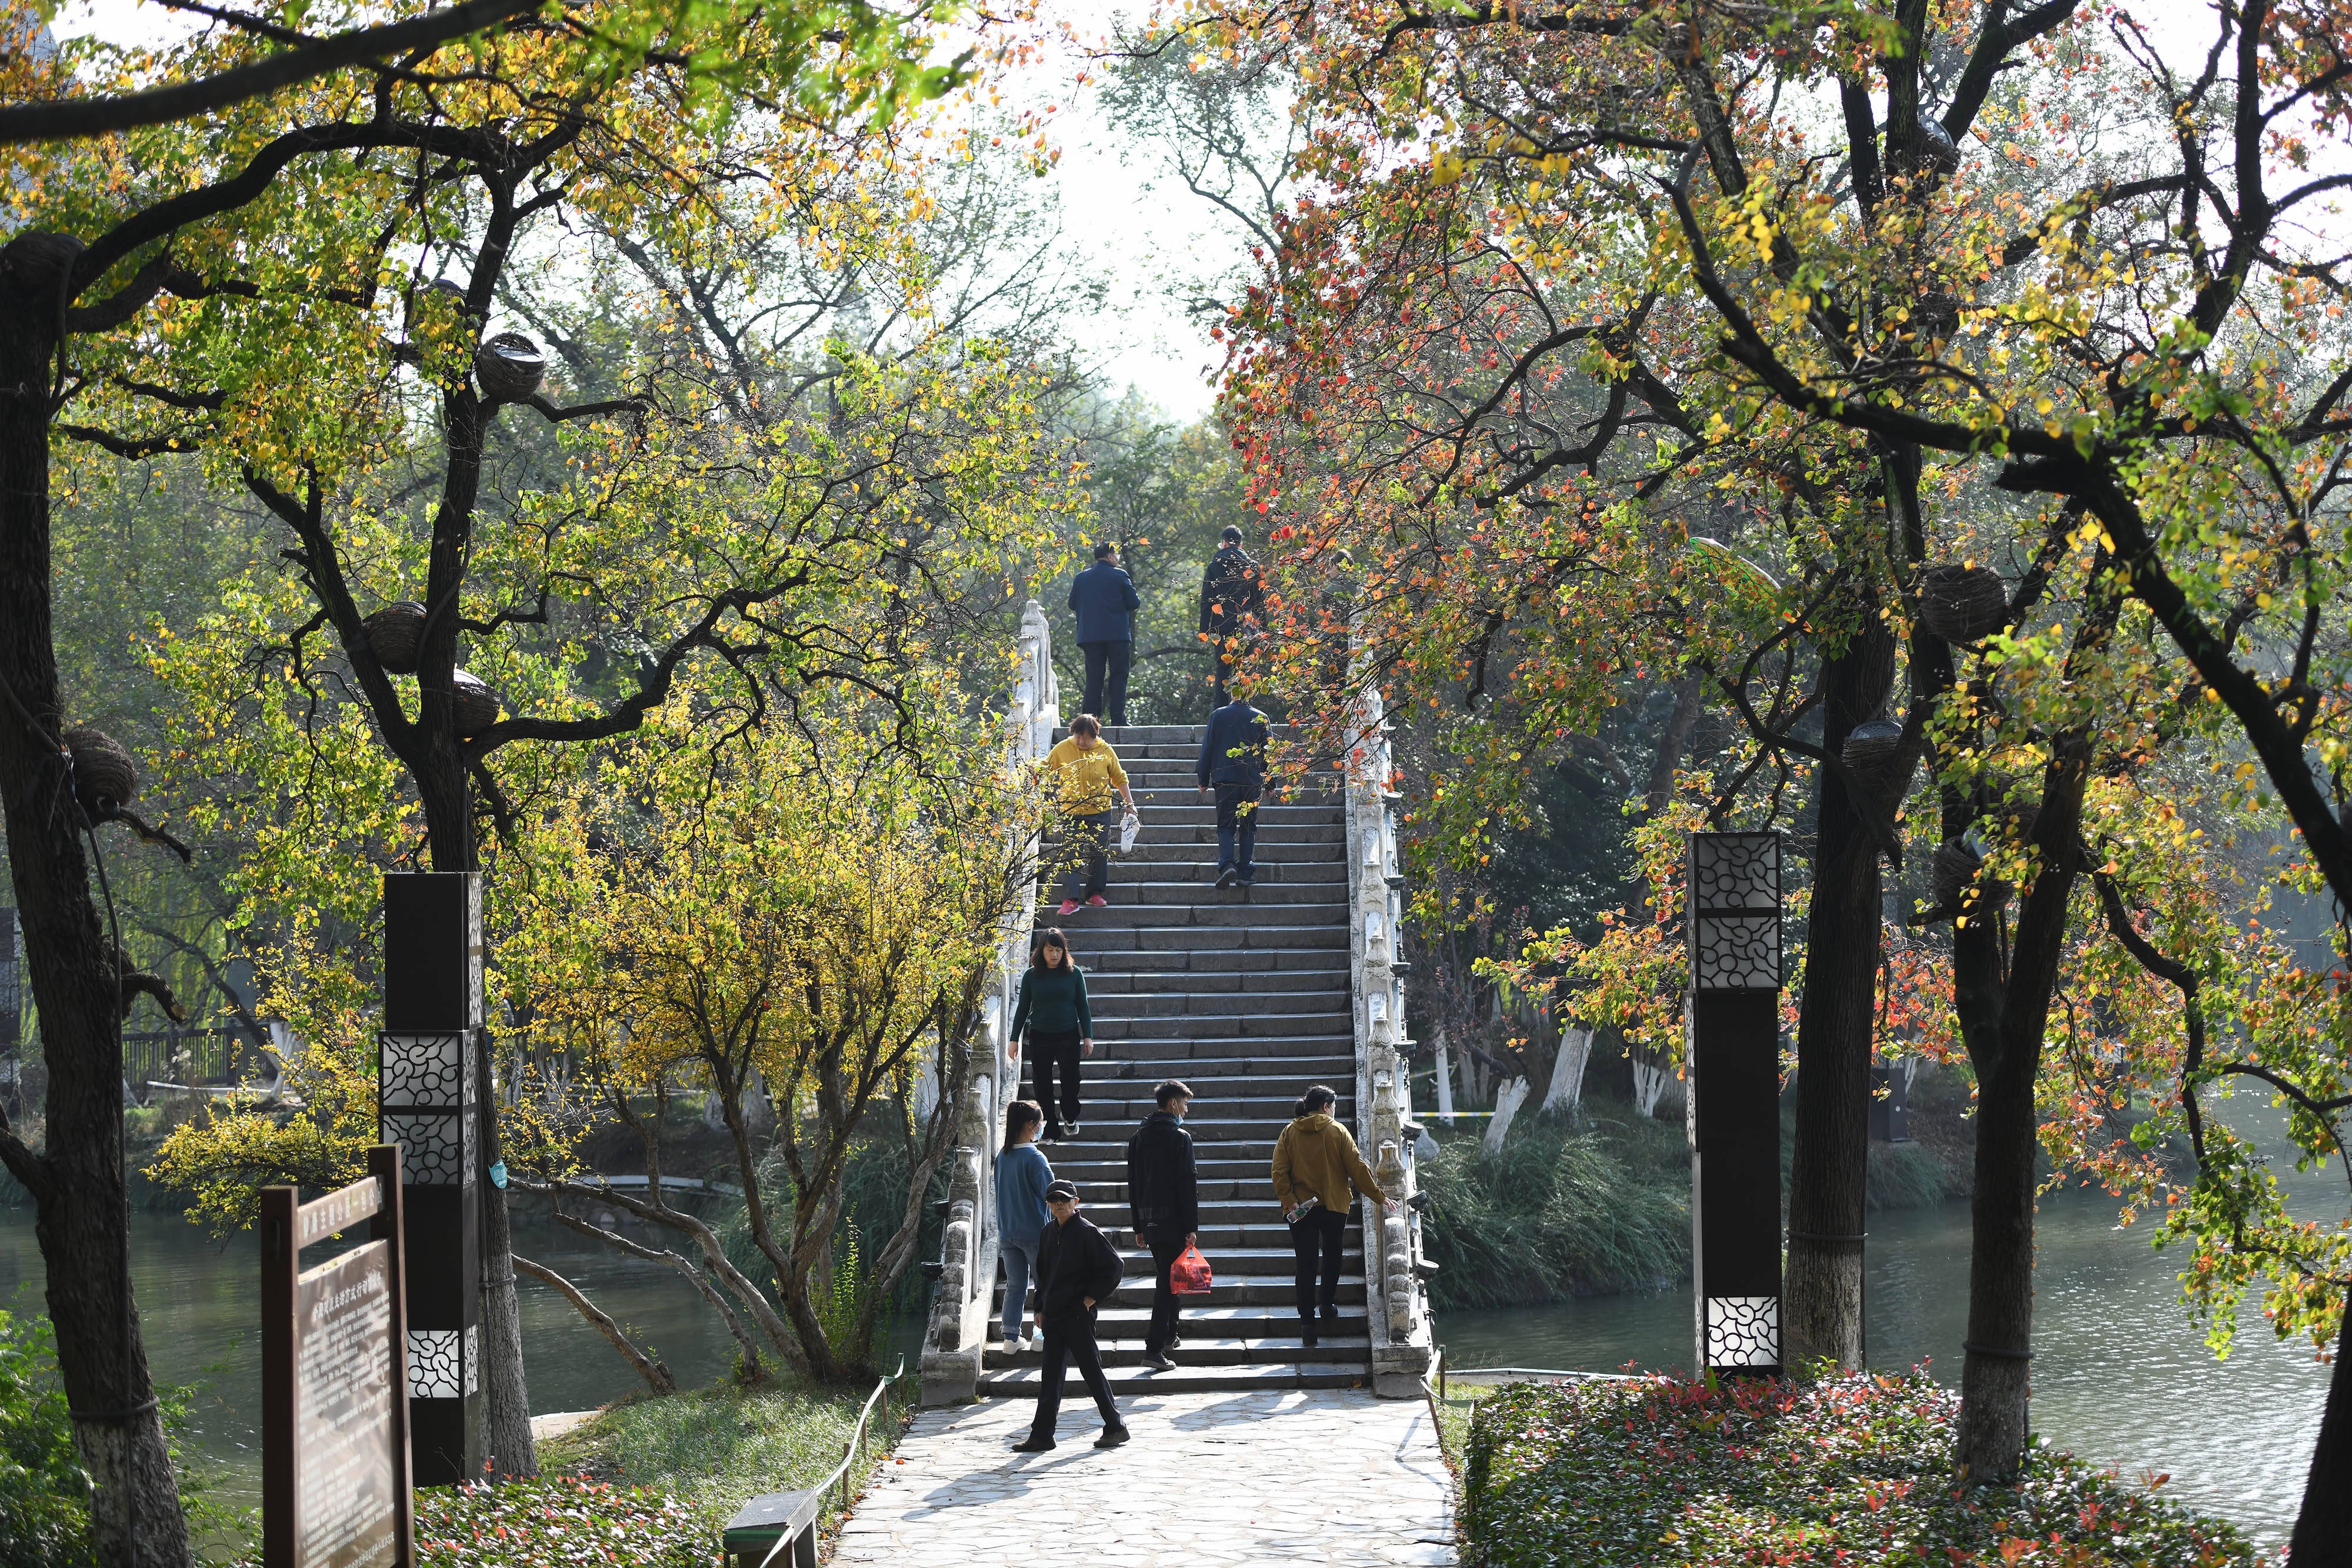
[265,1145,414,1568]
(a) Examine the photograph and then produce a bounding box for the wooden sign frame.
[263,1144,415,1568]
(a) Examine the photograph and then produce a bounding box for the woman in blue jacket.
[994,1099,1054,1343]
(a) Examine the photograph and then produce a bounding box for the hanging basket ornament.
[1930,838,1982,910]
[473,332,546,403]
[62,727,138,818]
[1840,718,1910,800]
[363,600,426,674]
[1918,563,2010,643]
[449,670,502,736]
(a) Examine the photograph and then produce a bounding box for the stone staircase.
[977,722,1371,1396]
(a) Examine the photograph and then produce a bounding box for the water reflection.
[0,1212,766,1509]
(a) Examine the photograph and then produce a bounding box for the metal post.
[378,872,484,1483]
[1686,832,1785,1378]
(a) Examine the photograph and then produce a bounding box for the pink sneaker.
[1086,895,1108,908]
[1058,900,1081,916]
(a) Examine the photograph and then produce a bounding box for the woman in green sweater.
[1010,928,1093,1141]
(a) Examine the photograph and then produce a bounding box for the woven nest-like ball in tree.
[449,670,502,736]
[363,601,426,674]
[1840,718,1910,800]
[474,332,545,402]
[1918,563,2009,643]
[1930,838,1983,910]
[62,727,138,818]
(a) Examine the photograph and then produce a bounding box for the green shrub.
[1418,1106,1689,1309]
[0,1309,97,1568]
[1463,1372,2253,1567]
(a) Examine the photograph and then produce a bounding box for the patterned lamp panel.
[1705,1296,1781,1368]
[1688,833,1782,992]
[380,1032,476,1186]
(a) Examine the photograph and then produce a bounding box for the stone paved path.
[834,1389,1456,1566]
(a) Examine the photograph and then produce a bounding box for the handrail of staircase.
[1344,617,1435,1399]
[918,598,1058,1404]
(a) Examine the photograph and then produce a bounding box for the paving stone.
[834,1390,1454,1566]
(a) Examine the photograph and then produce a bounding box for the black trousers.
[1214,783,1261,875]
[1080,640,1131,726]
[1055,807,1117,905]
[1289,1206,1348,1318]
[1143,1223,1190,1354]
[1024,1027,1084,1132]
[1028,1313,1119,1439]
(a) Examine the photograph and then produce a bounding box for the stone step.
[1083,969,1351,998]
[1088,1011,1351,1042]
[1051,923,1349,952]
[977,1362,1368,1398]
[1063,947,1352,975]
[1042,1045,1354,1074]
[984,1334,1367,1369]
[1121,805,1343,828]
[1051,880,1339,909]
[991,1199,1308,1228]
[1057,1050,1355,1077]
[1073,985,1347,1015]
[1025,1275,1365,1310]
[1104,857,1348,886]
[1035,1089,1355,1122]
[1116,823,1344,847]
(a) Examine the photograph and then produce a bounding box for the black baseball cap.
[1044,1180,1078,1203]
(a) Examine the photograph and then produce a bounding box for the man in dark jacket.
[1068,541,1141,728]
[1125,1081,1199,1371]
[1014,1181,1130,1452]
[1195,693,1269,889]
[1198,525,1265,710]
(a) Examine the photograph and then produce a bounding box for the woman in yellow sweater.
[1044,714,1137,915]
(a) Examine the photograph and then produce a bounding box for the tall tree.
[0,4,956,1553]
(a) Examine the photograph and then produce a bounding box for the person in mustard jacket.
[1043,713,1137,915]
[1269,1085,1388,1348]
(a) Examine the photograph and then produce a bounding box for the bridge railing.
[920,598,1058,1404]
[1344,642,1435,1397]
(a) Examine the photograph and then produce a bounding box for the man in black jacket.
[1198,526,1265,710]
[1195,694,1269,889]
[1014,1181,1130,1452]
[1125,1081,1199,1371]
[1068,541,1141,727]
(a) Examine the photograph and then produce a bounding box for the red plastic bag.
[1170,1243,1213,1296]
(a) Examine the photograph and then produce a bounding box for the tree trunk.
[1783,620,1894,1370]
[1953,738,2092,1480]
[2290,1336,2352,1563]
[476,1040,536,1475]
[0,240,194,1568]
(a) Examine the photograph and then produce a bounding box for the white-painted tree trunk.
[1631,1055,1672,1118]
[1432,1029,1455,1119]
[1483,1076,1531,1155]
[1541,1024,1594,1116]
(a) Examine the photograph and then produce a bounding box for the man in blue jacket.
[1068,541,1141,728]
[1196,690,1269,888]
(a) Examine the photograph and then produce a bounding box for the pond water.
[1436,1101,2341,1550]
[0,1098,2334,1549]
[0,1209,917,1514]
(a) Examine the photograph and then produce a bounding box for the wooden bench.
[721,1486,821,1568]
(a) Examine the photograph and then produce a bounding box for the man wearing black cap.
[1014,1181,1130,1452]
[1198,524,1265,711]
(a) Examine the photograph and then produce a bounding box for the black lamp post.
[1686,831,1785,1378]
[377,873,485,1483]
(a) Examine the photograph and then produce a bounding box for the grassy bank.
[1460,1373,2258,1567]
[412,1373,908,1566]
